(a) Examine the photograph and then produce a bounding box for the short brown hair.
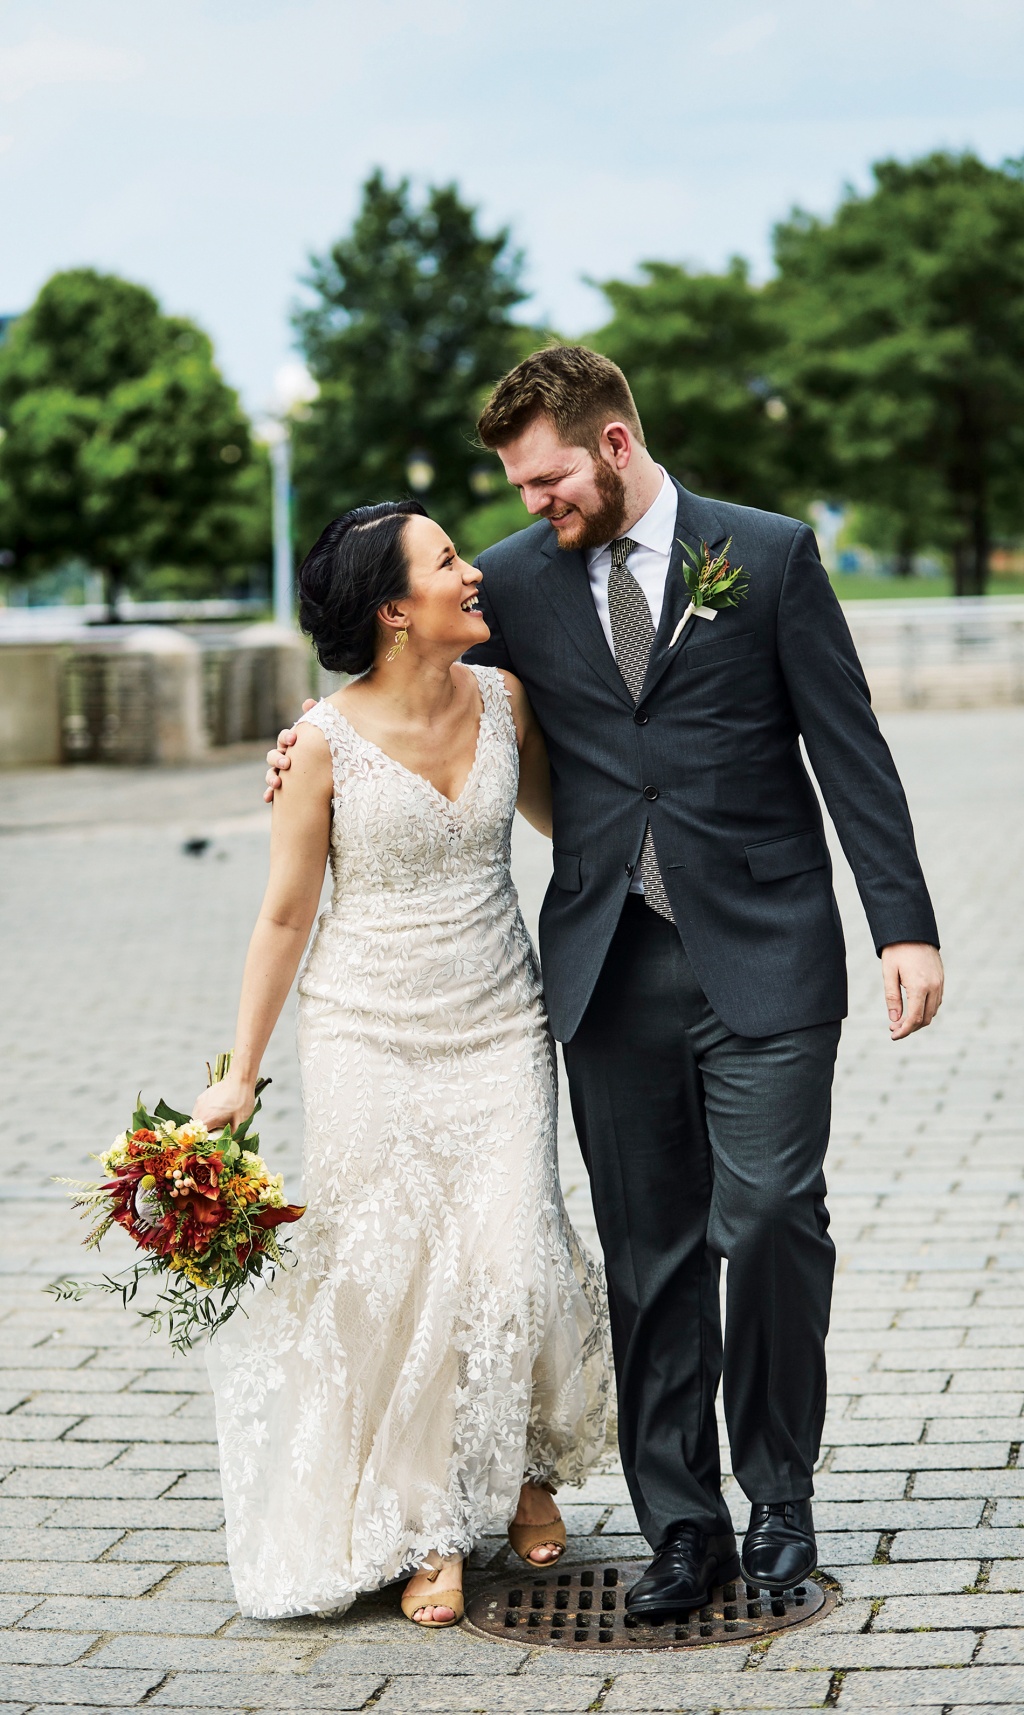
[477,344,645,453]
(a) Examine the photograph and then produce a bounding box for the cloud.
[0,32,143,101]
[709,13,779,56]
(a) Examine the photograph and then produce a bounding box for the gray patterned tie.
[607,537,675,924]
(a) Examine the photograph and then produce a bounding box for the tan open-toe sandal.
[508,1489,567,1567]
[400,1556,464,1628]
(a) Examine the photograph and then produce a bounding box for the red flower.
[252,1203,306,1231]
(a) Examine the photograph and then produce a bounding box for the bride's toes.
[414,1602,455,1623]
[528,1541,562,1564]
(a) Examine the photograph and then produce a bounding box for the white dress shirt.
[585,466,677,650]
[585,466,677,896]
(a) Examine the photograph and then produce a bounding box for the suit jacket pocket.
[684,630,756,670]
[552,850,582,892]
[745,830,827,882]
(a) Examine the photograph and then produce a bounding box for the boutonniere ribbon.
[669,536,749,648]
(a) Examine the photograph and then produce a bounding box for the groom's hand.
[264,701,316,802]
[881,943,944,1040]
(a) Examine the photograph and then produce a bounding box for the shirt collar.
[587,467,675,565]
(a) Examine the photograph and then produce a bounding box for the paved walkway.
[0,708,1022,1713]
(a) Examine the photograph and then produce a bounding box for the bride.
[193,499,609,1625]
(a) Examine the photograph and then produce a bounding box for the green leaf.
[153,1098,191,1127]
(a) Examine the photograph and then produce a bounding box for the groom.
[275,346,943,1613]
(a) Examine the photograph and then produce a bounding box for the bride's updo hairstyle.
[298,499,428,675]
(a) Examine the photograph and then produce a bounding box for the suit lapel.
[640,481,729,702]
[533,530,634,708]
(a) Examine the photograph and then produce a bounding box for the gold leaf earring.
[385,628,408,663]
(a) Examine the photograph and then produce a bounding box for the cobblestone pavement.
[0,708,1022,1713]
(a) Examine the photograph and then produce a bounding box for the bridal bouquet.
[51,1054,304,1352]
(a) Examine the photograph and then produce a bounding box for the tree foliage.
[771,152,1024,593]
[0,269,268,612]
[589,258,793,513]
[291,170,527,548]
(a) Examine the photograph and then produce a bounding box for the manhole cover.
[463,1560,834,1650]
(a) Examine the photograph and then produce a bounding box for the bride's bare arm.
[193,726,333,1131]
[500,671,552,839]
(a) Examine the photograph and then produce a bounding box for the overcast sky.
[2,0,1022,411]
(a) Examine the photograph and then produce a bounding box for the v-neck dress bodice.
[206,666,609,1619]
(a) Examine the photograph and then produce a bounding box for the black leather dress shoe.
[625,1524,740,1617]
[740,1500,817,1592]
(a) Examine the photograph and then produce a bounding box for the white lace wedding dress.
[207,665,610,1619]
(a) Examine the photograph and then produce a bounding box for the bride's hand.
[192,1075,259,1135]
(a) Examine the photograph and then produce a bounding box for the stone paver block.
[116,1443,219,1470]
[876,1593,1024,1628]
[837,1667,1024,1707]
[835,1562,980,1596]
[891,1529,1024,1560]
[0,1664,166,1705]
[915,1471,1024,1499]
[43,1498,223,1530]
[0,1597,37,1625]
[13,1390,183,1417]
[0,1440,127,1470]
[813,1473,908,1501]
[0,1561,168,1596]
[107,1529,227,1562]
[165,1566,236,1600]
[815,1530,881,1565]
[814,1500,984,1530]
[0,1629,102,1664]
[600,1673,833,1709]
[0,1499,59,1528]
[829,1442,1012,1472]
[17,1596,238,1634]
[64,1415,217,1443]
[148,1671,387,1707]
[0,1527,124,1562]
[0,1416,86,1442]
[312,1626,529,1673]
[0,1467,174,1500]
[369,1680,608,1713]
[765,1628,975,1666]
[87,1635,321,1670]
[975,1630,1024,1662]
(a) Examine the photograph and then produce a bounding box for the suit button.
[625,862,634,876]
[643,785,659,801]
[634,707,649,725]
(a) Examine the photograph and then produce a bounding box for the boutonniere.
[669,537,749,648]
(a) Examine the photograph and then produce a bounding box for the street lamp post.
[256,363,319,629]
[269,428,293,631]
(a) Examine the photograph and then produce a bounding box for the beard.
[549,457,627,551]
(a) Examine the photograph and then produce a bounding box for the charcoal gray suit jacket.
[465,478,939,1043]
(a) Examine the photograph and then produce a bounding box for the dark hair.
[298,500,427,674]
[477,344,644,453]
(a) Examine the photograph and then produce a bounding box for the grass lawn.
[829,573,1024,600]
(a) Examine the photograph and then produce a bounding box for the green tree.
[0,269,267,615]
[589,258,792,512]
[772,152,1024,595]
[291,170,527,548]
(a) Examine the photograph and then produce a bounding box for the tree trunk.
[952,490,989,598]
[894,526,915,579]
[102,566,124,623]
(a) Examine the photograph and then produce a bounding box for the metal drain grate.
[464,1560,833,1650]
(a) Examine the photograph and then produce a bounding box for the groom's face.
[496,414,627,551]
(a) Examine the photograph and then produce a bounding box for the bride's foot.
[509,1481,566,1566]
[401,1553,464,1627]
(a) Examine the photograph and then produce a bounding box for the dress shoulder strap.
[469,662,514,728]
[297,700,349,791]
